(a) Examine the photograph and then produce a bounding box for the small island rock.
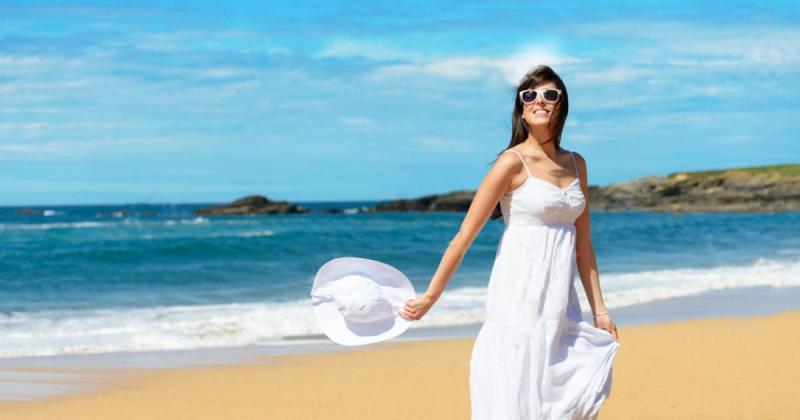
[193,195,309,216]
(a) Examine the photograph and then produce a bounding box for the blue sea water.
[1,203,799,357]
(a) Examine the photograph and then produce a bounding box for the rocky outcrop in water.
[363,163,800,213]
[14,208,45,216]
[190,164,799,215]
[369,190,475,212]
[193,195,309,216]
[589,164,800,212]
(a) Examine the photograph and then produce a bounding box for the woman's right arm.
[400,152,517,321]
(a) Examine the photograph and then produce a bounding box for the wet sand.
[1,309,798,419]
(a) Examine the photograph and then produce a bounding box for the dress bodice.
[499,149,586,228]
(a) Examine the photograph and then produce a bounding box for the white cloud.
[568,64,652,85]
[193,66,254,79]
[0,177,289,194]
[369,45,585,86]
[131,29,273,53]
[314,38,423,61]
[0,55,84,76]
[743,40,800,66]
[413,136,476,153]
[0,122,47,134]
[569,133,596,144]
[0,137,181,158]
[560,20,800,69]
[0,106,61,115]
[340,116,375,126]
[267,46,291,55]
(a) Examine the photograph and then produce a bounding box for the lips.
[534,109,549,115]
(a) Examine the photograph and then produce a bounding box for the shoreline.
[1,284,800,405]
[1,308,799,418]
[0,286,800,403]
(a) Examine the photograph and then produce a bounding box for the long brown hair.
[489,65,570,220]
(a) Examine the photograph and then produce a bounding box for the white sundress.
[469,148,620,420]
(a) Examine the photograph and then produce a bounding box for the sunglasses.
[519,88,562,104]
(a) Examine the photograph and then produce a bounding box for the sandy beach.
[0,310,798,419]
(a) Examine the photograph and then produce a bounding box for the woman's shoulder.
[494,148,530,177]
[498,147,526,161]
[563,148,586,164]
[496,148,523,169]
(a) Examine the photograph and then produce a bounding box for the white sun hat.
[309,256,416,346]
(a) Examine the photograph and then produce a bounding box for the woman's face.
[521,80,559,127]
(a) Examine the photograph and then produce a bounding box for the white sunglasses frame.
[518,88,562,104]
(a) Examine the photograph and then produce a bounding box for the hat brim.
[311,257,416,346]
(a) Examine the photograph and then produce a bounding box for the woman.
[399,65,621,419]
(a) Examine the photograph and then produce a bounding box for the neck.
[524,126,558,157]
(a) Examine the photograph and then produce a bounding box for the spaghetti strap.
[570,151,579,178]
[504,149,533,178]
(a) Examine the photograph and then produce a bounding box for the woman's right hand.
[399,294,436,321]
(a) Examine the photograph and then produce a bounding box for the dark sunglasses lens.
[544,90,560,102]
[521,90,537,103]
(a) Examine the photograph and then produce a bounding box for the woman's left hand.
[595,313,619,342]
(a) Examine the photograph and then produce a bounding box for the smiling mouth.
[534,109,549,115]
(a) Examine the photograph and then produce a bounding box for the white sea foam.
[0,257,797,357]
[400,257,800,329]
[202,229,276,238]
[341,207,370,215]
[0,301,319,358]
[158,217,210,226]
[597,256,800,308]
[0,217,213,231]
[0,221,112,231]
[234,230,275,238]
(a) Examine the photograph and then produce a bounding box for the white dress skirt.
[469,149,620,420]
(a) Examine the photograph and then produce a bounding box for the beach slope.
[2,310,799,419]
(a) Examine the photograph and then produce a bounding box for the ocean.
[1,203,799,358]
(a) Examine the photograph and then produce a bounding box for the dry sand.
[2,310,799,419]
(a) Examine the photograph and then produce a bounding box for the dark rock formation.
[361,163,800,213]
[14,208,44,216]
[588,164,800,212]
[195,164,799,215]
[193,195,309,216]
[369,190,475,212]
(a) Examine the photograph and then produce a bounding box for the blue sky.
[1,1,798,206]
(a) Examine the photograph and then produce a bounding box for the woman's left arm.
[573,152,619,341]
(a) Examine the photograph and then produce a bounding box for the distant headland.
[188,163,800,216]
